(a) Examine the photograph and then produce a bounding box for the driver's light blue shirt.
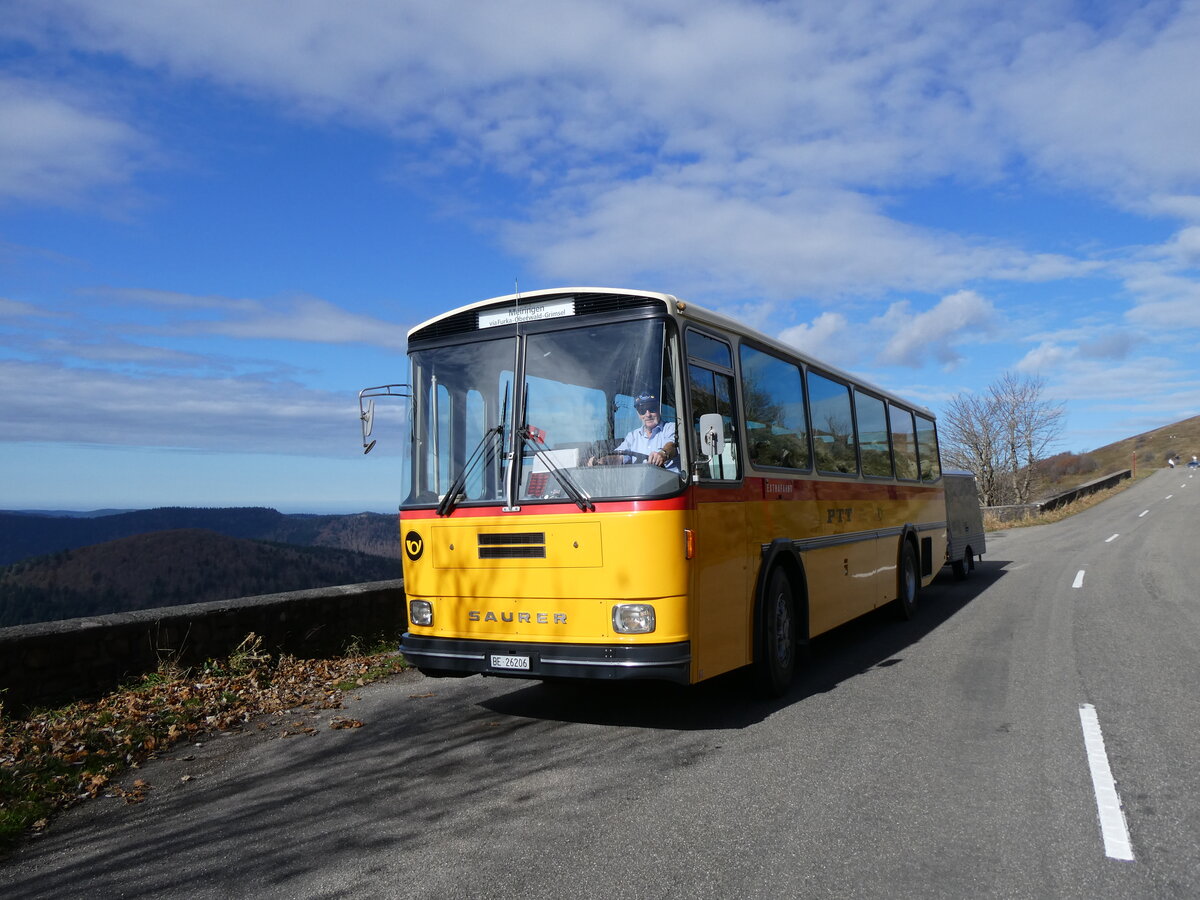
[616,421,680,472]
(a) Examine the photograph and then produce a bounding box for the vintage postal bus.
[362,287,948,695]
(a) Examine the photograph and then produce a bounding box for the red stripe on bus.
[400,496,692,519]
[399,477,943,520]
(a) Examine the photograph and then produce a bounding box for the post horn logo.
[404,531,424,561]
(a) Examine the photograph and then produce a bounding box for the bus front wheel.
[895,541,920,620]
[754,567,798,698]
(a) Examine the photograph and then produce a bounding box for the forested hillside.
[0,529,402,627]
[0,507,399,567]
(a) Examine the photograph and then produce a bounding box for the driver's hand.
[647,451,665,467]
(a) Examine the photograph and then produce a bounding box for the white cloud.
[1117,231,1200,329]
[503,180,1056,302]
[982,5,1200,204]
[1077,332,1138,361]
[3,0,1199,353]
[0,358,354,455]
[1016,341,1071,374]
[0,77,152,207]
[877,290,997,368]
[777,312,851,357]
[18,1,1192,199]
[198,295,411,347]
[91,288,411,347]
[774,289,996,372]
[3,1,1196,302]
[1146,193,1200,223]
[0,296,58,317]
[1163,226,1200,266]
[32,337,226,369]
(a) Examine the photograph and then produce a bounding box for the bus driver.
[589,393,679,472]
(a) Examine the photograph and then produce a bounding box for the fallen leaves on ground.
[0,643,407,852]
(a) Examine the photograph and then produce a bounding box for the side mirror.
[698,412,725,458]
[362,398,376,438]
[358,384,411,454]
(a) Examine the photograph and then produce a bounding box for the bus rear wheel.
[895,541,920,620]
[754,567,798,697]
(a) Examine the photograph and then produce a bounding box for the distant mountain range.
[0,507,403,627]
[0,507,399,567]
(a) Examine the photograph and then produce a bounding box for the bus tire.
[754,567,798,698]
[896,540,920,620]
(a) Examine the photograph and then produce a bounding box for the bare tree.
[941,390,1004,505]
[941,373,1066,506]
[994,372,1065,503]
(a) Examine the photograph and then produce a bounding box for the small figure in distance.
[588,393,679,472]
[1168,455,1176,469]
[1190,455,1200,469]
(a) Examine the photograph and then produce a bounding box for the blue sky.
[2,0,1199,513]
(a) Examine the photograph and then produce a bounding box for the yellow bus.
[364,287,947,695]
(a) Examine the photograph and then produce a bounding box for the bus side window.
[915,413,941,481]
[855,390,893,478]
[889,403,919,481]
[740,344,811,471]
[808,370,857,475]
[689,364,740,481]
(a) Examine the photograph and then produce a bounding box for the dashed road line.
[1105,534,1119,543]
[1079,704,1135,862]
[1072,570,1085,589]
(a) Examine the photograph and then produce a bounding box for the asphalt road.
[3,468,1198,899]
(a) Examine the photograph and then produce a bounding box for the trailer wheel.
[952,545,974,581]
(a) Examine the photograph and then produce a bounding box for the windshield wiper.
[519,426,594,512]
[437,424,504,517]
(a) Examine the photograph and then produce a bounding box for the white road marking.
[1138,510,1149,518]
[1079,704,1135,861]
[1073,570,1085,588]
[1165,494,1173,500]
[1105,534,1119,543]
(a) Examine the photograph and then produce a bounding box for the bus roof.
[408,286,936,420]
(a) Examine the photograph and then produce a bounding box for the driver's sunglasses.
[636,405,660,415]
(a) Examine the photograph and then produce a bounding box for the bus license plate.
[490,654,530,671]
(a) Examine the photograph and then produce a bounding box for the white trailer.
[944,470,985,579]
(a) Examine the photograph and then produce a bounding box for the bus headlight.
[612,603,655,634]
[410,600,433,627]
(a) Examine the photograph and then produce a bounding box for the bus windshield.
[407,317,684,509]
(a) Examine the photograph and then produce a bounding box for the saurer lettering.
[469,611,567,624]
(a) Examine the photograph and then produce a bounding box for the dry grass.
[984,475,1144,530]
[1044,414,1200,494]
[0,634,408,854]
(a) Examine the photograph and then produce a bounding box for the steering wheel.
[588,448,652,465]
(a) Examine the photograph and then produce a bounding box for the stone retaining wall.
[0,579,407,715]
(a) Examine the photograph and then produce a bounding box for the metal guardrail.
[983,469,1133,522]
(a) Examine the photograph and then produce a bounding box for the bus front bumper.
[399,634,692,684]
